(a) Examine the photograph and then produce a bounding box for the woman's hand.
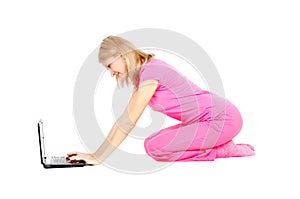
[67,152,100,166]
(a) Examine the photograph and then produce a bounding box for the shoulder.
[140,58,174,74]
[145,58,168,67]
[137,58,182,87]
[139,59,168,80]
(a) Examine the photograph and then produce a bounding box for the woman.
[67,36,255,165]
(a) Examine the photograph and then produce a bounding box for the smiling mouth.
[112,72,125,78]
[114,72,122,77]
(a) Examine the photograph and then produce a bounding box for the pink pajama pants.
[144,103,243,161]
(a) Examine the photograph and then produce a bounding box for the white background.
[1,0,299,198]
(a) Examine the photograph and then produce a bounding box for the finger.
[67,156,82,163]
[69,159,83,163]
[67,151,78,155]
[67,152,78,157]
[68,155,81,160]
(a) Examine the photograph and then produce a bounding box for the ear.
[121,54,127,63]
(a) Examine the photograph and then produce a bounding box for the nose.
[109,70,117,77]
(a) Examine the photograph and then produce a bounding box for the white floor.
[1,1,299,198]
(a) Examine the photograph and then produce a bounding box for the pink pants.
[144,103,248,161]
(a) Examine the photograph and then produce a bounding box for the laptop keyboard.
[50,156,68,164]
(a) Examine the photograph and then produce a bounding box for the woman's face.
[107,55,127,78]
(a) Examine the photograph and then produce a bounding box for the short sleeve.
[138,63,164,87]
[139,79,159,88]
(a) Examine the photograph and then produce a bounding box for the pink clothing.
[138,59,255,161]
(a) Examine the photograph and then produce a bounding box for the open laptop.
[37,119,85,168]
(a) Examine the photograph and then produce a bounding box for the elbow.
[116,113,136,134]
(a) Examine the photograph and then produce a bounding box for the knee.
[144,136,156,157]
[144,136,165,161]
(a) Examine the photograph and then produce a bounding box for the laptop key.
[50,156,68,164]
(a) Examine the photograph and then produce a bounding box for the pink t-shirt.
[137,59,229,124]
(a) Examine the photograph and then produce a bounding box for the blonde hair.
[98,36,154,87]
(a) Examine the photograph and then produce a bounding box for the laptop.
[37,119,85,168]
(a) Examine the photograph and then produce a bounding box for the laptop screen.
[37,120,46,164]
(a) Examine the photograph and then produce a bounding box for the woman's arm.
[68,80,158,165]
